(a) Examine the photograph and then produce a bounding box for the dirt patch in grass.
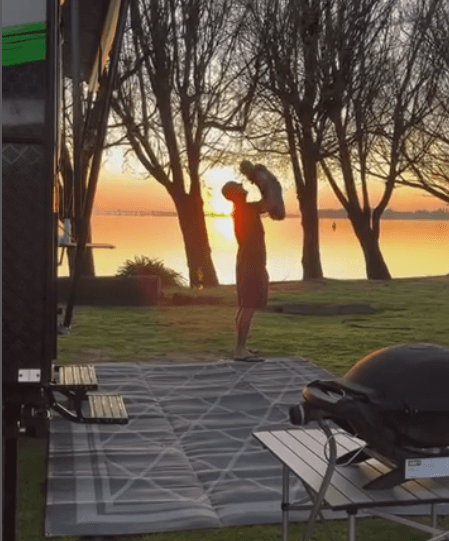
[269,279,329,292]
[265,303,377,316]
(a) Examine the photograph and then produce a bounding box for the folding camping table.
[253,427,449,541]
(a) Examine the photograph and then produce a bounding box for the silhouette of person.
[222,181,269,361]
[332,221,337,231]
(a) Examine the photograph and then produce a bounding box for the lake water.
[58,216,449,283]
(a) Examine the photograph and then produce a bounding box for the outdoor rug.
[45,357,448,537]
[46,357,334,536]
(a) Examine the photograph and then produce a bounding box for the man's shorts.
[236,262,268,309]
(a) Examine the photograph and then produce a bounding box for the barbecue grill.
[289,343,449,489]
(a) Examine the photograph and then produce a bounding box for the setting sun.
[208,190,233,215]
[203,167,236,215]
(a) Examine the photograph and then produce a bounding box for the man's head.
[222,181,247,203]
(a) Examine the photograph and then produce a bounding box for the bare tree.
[111,0,252,287]
[396,1,449,204]
[59,77,101,277]
[319,0,442,279]
[242,0,332,280]
[398,123,449,204]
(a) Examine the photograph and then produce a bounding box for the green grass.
[57,276,449,375]
[15,276,449,540]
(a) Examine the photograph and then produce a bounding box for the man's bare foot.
[234,348,265,362]
[235,348,253,359]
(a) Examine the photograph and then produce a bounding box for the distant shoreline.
[93,208,449,220]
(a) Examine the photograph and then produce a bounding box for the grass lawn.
[15,276,449,540]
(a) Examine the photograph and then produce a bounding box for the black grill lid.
[335,343,449,412]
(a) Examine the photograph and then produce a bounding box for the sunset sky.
[63,148,449,281]
[94,147,447,215]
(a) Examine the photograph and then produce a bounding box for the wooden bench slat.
[102,396,113,418]
[73,366,80,386]
[57,365,98,389]
[110,395,127,419]
[88,365,97,386]
[62,366,73,386]
[88,395,128,423]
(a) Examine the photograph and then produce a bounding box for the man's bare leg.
[235,307,256,358]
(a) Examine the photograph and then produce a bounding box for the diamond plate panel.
[2,142,55,387]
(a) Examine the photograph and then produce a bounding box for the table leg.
[347,512,357,541]
[282,464,290,541]
[432,503,438,529]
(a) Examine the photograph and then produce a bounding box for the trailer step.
[55,365,98,390]
[88,395,128,424]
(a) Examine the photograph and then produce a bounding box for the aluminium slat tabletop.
[253,427,449,512]
[254,427,449,541]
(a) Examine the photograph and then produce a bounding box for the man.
[222,180,270,361]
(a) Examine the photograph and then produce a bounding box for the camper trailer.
[2,1,129,538]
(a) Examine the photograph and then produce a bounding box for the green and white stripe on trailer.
[2,0,47,67]
[2,21,47,67]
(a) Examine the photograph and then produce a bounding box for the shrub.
[116,256,186,287]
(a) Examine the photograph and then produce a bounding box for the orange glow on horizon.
[97,157,448,215]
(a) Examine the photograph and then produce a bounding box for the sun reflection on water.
[58,215,449,284]
[207,217,235,246]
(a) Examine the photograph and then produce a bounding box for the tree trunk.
[299,193,323,280]
[349,211,391,280]
[67,223,95,278]
[284,106,324,280]
[174,192,219,288]
[67,248,95,277]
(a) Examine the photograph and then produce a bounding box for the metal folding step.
[53,364,98,390]
[88,395,128,424]
[48,364,128,424]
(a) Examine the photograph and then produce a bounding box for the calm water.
[59,216,449,283]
